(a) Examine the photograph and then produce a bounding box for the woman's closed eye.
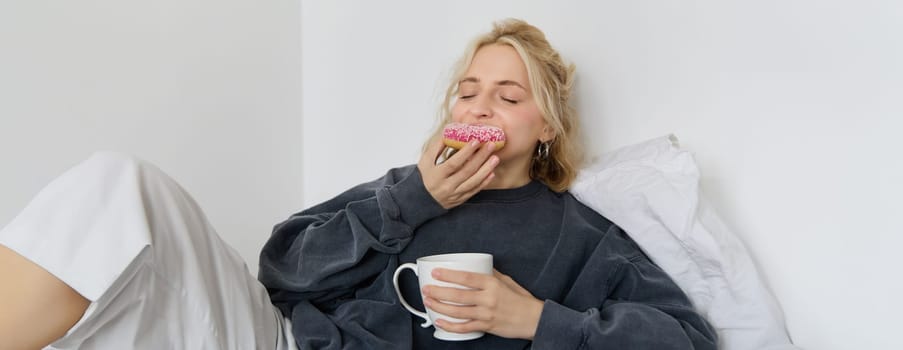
[457,93,519,104]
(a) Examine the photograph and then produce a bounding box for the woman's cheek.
[450,103,465,121]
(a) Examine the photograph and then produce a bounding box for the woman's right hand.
[417,137,499,209]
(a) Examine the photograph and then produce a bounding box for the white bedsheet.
[0,152,296,349]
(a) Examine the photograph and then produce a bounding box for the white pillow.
[571,135,801,350]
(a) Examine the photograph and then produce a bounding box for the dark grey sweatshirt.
[258,165,717,350]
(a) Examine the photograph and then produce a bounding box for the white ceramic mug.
[392,253,493,341]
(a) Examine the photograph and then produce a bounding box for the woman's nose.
[468,96,493,119]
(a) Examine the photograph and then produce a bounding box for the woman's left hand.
[421,268,545,340]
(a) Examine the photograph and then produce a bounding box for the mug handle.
[393,263,431,328]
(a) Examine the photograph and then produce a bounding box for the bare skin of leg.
[0,244,89,350]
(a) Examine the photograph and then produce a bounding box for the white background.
[0,0,303,275]
[1,1,901,349]
[300,1,902,350]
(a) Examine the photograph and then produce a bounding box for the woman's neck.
[484,156,533,190]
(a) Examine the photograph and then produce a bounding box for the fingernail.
[490,156,499,165]
[432,268,442,277]
[486,142,495,151]
[470,141,479,147]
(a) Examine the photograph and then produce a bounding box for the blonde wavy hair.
[428,18,582,192]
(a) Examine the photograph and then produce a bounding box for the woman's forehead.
[462,44,529,88]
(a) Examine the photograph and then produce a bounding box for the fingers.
[434,318,488,335]
[424,269,497,312]
[418,139,499,209]
[440,141,490,177]
[452,148,498,194]
[444,142,497,200]
[423,296,492,330]
[494,270,530,295]
[432,268,491,289]
[422,285,482,308]
[419,136,447,168]
[425,269,543,340]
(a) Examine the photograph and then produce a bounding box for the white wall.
[301,1,903,349]
[0,0,302,275]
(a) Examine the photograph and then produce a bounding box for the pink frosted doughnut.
[442,123,506,150]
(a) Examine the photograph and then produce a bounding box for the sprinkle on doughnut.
[442,123,507,150]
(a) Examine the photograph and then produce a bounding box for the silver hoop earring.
[537,142,551,160]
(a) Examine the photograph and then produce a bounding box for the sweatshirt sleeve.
[258,165,447,312]
[532,254,718,350]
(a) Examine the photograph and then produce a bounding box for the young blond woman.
[0,19,717,349]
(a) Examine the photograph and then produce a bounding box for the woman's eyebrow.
[459,77,526,90]
[497,80,526,90]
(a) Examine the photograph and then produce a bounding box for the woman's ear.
[540,125,556,143]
